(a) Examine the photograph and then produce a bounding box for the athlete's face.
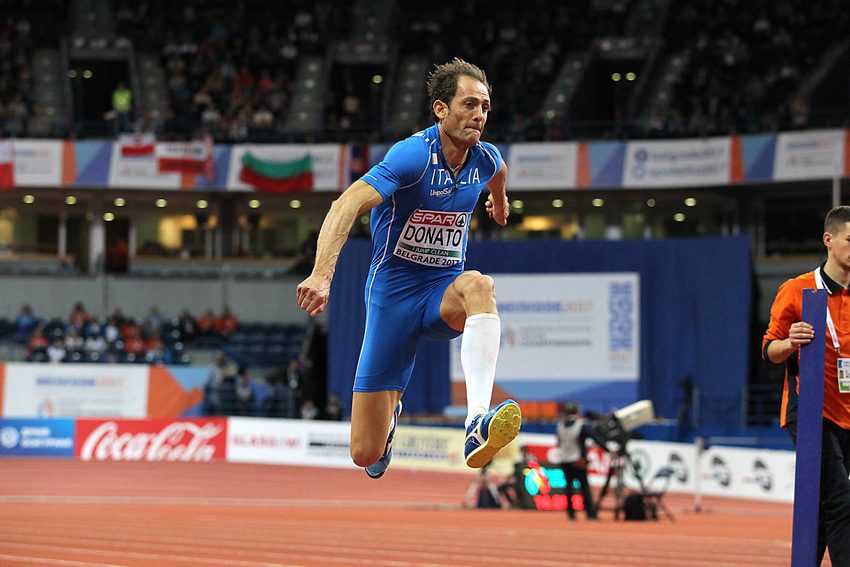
[435,76,490,147]
[825,222,850,270]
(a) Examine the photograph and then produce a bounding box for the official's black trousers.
[561,461,597,519]
[788,419,850,567]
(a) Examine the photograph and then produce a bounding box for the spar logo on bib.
[394,209,469,267]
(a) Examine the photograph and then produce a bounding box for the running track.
[0,459,822,566]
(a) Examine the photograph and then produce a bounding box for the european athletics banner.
[0,418,75,457]
[451,273,640,407]
[506,142,580,190]
[1,363,148,418]
[773,129,849,181]
[623,136,735,188]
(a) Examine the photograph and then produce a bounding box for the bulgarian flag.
[239,152,314,192]
[0,140,13,189]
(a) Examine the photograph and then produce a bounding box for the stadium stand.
[1,0,840,141]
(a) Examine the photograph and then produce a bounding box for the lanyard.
[814,267,841,353]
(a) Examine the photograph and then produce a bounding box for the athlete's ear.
[824,232,833,250]
[433,99,448,121]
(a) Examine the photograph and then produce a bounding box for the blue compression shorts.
[353,273,462,392]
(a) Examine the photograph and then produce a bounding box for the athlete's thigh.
[422,275,464,340]
[354,292,423,392]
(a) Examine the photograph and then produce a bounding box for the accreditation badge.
[838,358,850,393]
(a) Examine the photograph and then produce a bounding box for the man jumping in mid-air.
[297,58,521,478]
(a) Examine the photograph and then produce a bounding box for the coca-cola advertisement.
[75,418,227,462]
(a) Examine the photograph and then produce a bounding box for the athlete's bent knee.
[464,273,496,301]
[350,441,383,468]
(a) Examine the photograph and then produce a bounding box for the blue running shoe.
[464,399,522,468]
[365,400,402,479]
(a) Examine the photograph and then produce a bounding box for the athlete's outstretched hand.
[297,274,331,317]
[486,193,510,226]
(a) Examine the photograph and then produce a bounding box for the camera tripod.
[596,445,675,521]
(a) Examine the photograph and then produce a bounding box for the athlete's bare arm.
[485,162,509,226]
[297,180,383,316]
[766,321,814,363]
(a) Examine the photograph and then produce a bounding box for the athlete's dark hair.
[824,206,850,233]
[426,58,491,123]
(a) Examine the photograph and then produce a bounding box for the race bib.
[394,209,469,267]
[838,358,850,393]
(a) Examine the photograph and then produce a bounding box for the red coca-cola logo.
[75,419,227,462]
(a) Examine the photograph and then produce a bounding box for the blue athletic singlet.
[353,123,504,392]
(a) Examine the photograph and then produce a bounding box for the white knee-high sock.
[462,313,500,428]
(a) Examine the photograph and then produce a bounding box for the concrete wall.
[0,274,310,324]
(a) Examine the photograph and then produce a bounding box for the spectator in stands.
[26,324,48,355]
[323,393,343,421]
[197,308,216,337]
[204,352,237,415]
[300,399,319,420]
[112,81,133,135]
[108,307,127,327]
[144,307,164,336]
[84,330,107,358]
[213,306,238,338]
[262,381,286,418]
[68,302,89,332]
[123,327,146,357]
[177,309,197,342]
[46,337,66,363]
[14,304,37,342]
[234,367,257,416]
[64,328,83,353]
[145,329,165,361]
[103,316,121,345]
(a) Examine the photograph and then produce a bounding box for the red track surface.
[0,459,818,566]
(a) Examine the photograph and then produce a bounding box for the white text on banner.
[2,363,148,418]
[623,137,731,187]
[452,273,640,382]
[773,129,845,181]
[13,140,64,186]
[506,142,578,190]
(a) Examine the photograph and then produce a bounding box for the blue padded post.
[791,288,827,567]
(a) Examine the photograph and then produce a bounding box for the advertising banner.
[518,433,796,503]
[0,418,75,457]
[393,425,469,473]
[108,142,185,188]
[2,363,148,418]
[227,418,354,468]
[75,418,227,462]
[700,445,795,502]
[506,142,578,190]
[772,129,846,181]
[623,137,732,187]
[453,273,640,382]
[13,139,65,186]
